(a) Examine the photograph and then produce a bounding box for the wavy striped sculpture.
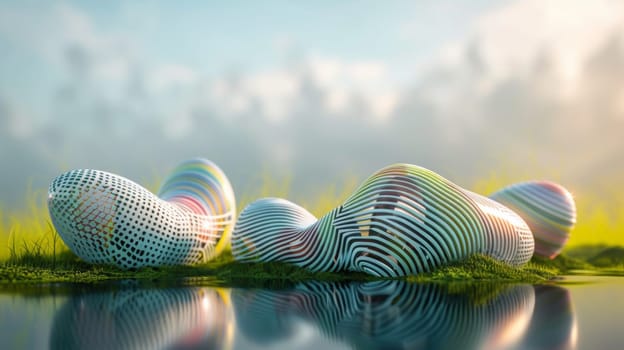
[490,181,576,258]
[48,158,236,269]
[232,164,535,277]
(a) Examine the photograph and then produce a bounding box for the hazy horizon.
[1,0,623,211]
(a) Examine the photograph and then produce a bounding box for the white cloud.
[440,0,624,98]
[346,62,386,83]
[370,92,399,120]
[149,64,199,93]
[204,56,399,121]
[244,70,301,122]
[2,0,624,207]
[0,98,34,139]
[0,3,134,72]
[305,57,398,119]
[325,88,349,114]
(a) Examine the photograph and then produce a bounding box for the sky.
[1,0,623,208]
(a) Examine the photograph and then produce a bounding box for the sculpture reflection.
[50,286,234,350]
[517,285,577,350]
[48,282,577,350]
[233,281,537,350]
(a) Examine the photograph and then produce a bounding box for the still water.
[1,277,623,350]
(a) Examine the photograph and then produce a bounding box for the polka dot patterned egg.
[489,181,576,259]
[47,158,236,269]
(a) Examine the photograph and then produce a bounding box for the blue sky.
[0,0,501,108]
[70,1,496,71]
[1,0,623,207]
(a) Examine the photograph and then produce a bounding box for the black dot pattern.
[47,158,236,269]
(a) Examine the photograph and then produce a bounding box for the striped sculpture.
[47,158,236,269]
[232,164,535,277]
[490,181,576,258]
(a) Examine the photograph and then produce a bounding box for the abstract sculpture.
[232,164,536,277]
[48,158,236,269]
[49,158,575,274]
[490,181,576,258]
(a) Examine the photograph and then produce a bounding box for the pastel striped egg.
[232,163,534,277]
[489,181,576,259]
[48,158,236,269]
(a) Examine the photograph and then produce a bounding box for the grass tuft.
[408,254,559,283]
[530,254,592,272]
[587,246,624,268]
[1,251,560,286]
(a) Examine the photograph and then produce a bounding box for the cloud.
[437,0,624,98]
[1,0,624,209]
[149,64,199,93]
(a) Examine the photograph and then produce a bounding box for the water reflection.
[41,281,578,350]
[49,286,234,350]
[517,285,577,350]
[233,282,536,350]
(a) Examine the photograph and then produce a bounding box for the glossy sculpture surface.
[490,181,576,258]
[232,164,536,277]
[48,158,235,269]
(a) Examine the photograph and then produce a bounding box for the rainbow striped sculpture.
[48,158,235,269]
[232,164,536,277]
[490,181,576,259]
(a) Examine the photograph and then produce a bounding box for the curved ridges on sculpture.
[232,281,536,349]
[489,181,576,258]
[232,163,535,277]
[464,191,534,266]
[158,158,237,257]
[48,158,235,269]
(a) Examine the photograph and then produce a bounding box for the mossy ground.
[407,255,559,283]
[0,249,574,287]
[586,247,624,267]
[0,249,369,287]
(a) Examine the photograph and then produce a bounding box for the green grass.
[0,251,562,286]
[408,254,559,283]
[564,244,615,260]
[1,237,623,286]
[2,172,624,286]
[0,249,369,286]
[587,246,624,268]
[530,253,593,272]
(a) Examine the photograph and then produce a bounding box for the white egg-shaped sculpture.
[48,158,236,269]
